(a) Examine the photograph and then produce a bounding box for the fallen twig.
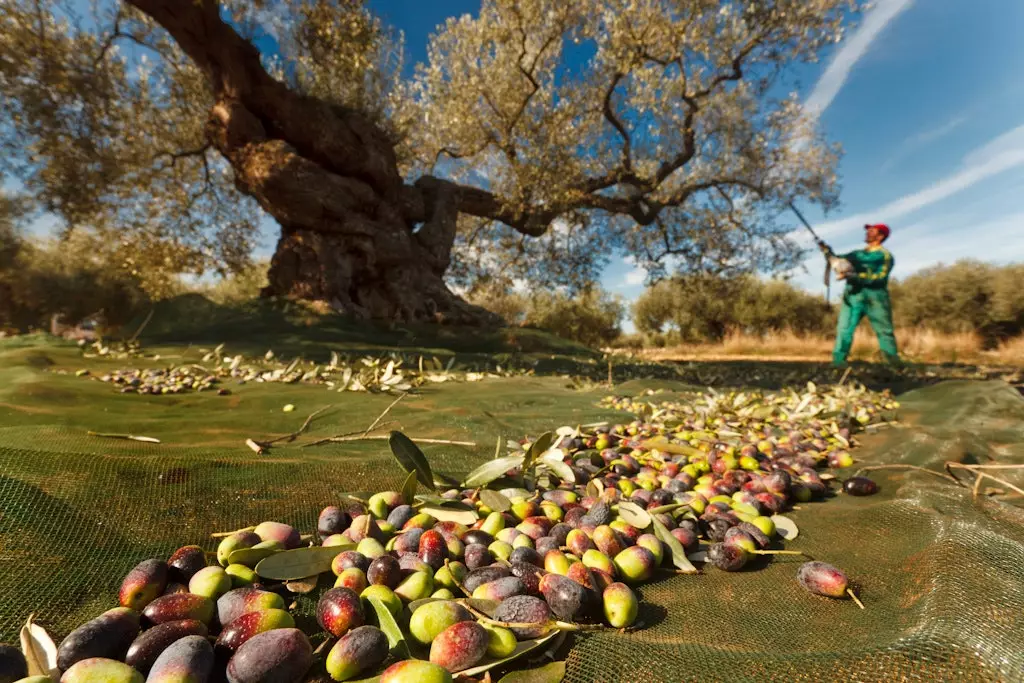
[945,462,1024,500]
[320,435,477,447]
[302,420,398,448]
[246,405,332,453]
[265,405,332,446]
[87,431,160,443]
[362,393,407,437]
[302,393,407,447]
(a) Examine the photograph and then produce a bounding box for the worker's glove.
[817,241,832,255]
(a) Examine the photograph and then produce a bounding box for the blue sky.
[12,0,1024,329]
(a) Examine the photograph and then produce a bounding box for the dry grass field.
[632,327,1024,366]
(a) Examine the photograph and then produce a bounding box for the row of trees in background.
[466,283,625,348]
[1,197,270,334]
[630,275,833,345]
[626,261,1024,349]
[890,261,1024,346]
[2,209,1022,351]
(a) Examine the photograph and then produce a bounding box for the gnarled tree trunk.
[127,0,501,325]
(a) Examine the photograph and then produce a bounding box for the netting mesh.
[2,362,1024,681]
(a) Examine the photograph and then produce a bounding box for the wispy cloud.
[624,268,647,286]
[804,0,917,120]
[888,211,1024,274]
[879,115,968,172]
[808,123,1024,239]
[617,257,648,288]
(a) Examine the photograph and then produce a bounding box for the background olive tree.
[0,0,852,323]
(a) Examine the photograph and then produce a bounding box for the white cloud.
[888,211,1024,274]
[962,124,1024,167]
[624,267,647,286]
[806,123,1024,240]
[617,256,648,288]
[804,0,917,120]
[879,115,968,172]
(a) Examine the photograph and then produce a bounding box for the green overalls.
[832,245,900,366]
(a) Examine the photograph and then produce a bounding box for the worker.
[820,223,900,367]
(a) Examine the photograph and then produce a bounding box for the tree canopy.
[0,0,853,319]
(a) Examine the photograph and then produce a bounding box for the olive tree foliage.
[467,279,625,347]
[632,273,832,342]
[890,260,1024,345]
[1,0,852,315]
[0,0,403,297]
[409,0,850,290]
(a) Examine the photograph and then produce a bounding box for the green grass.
[124,294,600,361]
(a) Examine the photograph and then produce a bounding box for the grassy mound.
[125,295,599,360]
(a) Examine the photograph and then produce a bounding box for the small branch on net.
[247,406,332,453]
[320,435,477,447]
[87,431,160,443]
[301,393,409,447]
[362,393,407,437]
[945,462,1024,500]
[302,421,398,448]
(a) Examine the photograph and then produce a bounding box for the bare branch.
[601,72,633,173]
[152,143,212,169]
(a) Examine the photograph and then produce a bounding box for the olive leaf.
[19,614,58,680]
[498,660,566,683]
[616,501,652,529]
[462,455,525,488]
[652,517,698,574]
[636,437,701,457]
[366,597,411,658]
[419,505,479,525]
[400,469,418,506]
[585,478,604,499]
[255,547,345,580]
[461,598,501,616]
[227,546,284,568]
[388,431,434,489]
[540,454,575,484]
[432,472,462,488]
[412,494,450,507]
[499,487,533,500]
[771,515,799,540]
[523,432,556,473]
[479,489,512,512]
[456,632,560,677]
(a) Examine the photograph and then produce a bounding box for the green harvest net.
[1,340,1024,682]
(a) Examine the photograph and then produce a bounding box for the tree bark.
[126,0,502,325]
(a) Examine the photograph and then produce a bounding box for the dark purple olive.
[462,530,494,547]
[843,477,879,496]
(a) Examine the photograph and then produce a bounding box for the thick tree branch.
[602,72,633,173]
[125,0,401,194]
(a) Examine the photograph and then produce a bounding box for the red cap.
[865,223,890,240]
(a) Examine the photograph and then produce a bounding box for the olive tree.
[0,0,851,323]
